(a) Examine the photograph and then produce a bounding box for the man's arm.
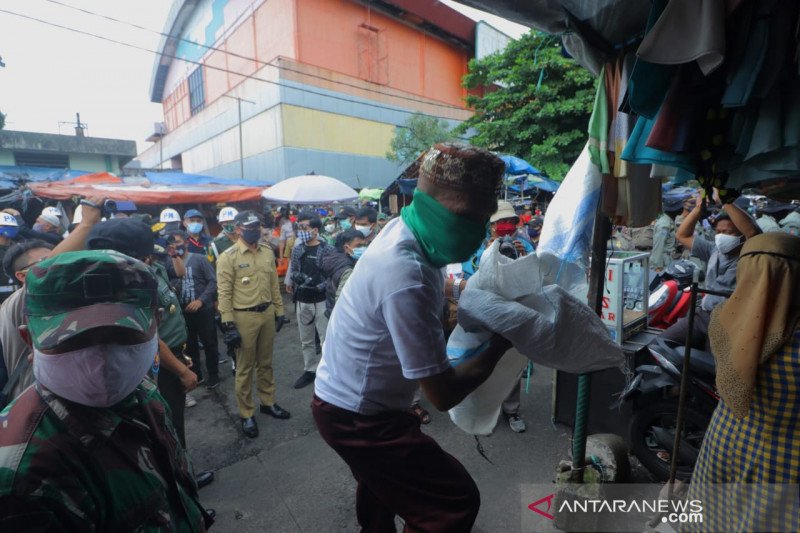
[284,245,300,293]
[216,253,235,323]
[419,335,512,411]
[169,251,186,278]
[269,251,285,318]
[675,200,704,251]
[723,201,760,239]
[49,196,104,256]
[197,258,217,308]
[158,338,197,392]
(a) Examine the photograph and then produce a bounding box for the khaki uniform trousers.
[233,306,276,418]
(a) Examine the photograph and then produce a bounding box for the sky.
[0,1,529,153]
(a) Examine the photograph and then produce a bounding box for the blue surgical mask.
[352,246,366,260]
[187,222,203,234]
[340,219,352,230]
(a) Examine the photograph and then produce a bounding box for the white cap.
[218,206,239,223]
[42,206,62,218]
[0,212,18,227]
[73,205,83,224]
[160,208,180,222]
[489,201,519,224]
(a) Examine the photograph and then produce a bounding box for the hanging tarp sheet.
[29,180,265,205]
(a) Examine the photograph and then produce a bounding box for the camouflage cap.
[25,250,158,350]
[418,142,505,195]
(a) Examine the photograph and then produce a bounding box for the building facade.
[135,0,479,188]
[0,129,136,174]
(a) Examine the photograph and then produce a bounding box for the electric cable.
[0,6,464,121]
[41,0,468,112]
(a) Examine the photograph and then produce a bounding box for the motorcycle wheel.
[628,400,709,482]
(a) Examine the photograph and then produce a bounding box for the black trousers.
[184,305,220,380]
[312,396,479,533]
[656,307,712,352]
[157,351,186,448]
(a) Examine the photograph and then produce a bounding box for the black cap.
[87,218,154,259]
[234,210,261,227]
[335,207,356,220]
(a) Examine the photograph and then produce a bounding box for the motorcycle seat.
[654,338,717,377]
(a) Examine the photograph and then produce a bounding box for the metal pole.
[667,275,700,496]
[571,194,611,483]
[237,97,244,180]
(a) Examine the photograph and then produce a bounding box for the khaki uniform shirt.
[217,240,284,323]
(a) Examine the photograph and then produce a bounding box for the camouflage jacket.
[0,379,206,532]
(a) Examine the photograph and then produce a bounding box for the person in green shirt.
[211,206,239,259]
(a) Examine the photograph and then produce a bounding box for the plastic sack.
[446,241,623,435]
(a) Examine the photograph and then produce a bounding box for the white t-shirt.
[315,218,449,414]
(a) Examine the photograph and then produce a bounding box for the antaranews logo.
[527,494,703,525]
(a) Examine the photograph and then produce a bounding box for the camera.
[291,271,314,288]
[80,198,117,218]
[497,236,519,260]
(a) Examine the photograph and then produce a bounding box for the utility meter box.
[602,251,649,344]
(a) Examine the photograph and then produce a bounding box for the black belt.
[234,302,271,312]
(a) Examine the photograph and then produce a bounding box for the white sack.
[446,240,623,435]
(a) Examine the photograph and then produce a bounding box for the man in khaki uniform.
[217,211,291,438]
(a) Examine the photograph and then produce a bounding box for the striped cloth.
[685,329,800,532]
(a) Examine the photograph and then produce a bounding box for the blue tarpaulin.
[499,154,542,176]
[143,171,273,187]
[0,165,93,190]
[507,175,560,193]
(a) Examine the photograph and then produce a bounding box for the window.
[14,151,70,168]
[188,67,205,116]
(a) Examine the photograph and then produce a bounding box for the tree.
[0,110,5,130]
[386,112,453,166]
[457,32,595,180]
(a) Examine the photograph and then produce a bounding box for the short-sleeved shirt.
[0,380,205,531]
[315,218,450,415]
[152,262,188,349]
[692,236,739,311]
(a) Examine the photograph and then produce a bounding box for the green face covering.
[401,189,487,267]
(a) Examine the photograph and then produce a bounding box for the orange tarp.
[29,181,265,205]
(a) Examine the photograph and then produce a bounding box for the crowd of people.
[0,141,797,531]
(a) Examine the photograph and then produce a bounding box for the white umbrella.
[261,174,358,204]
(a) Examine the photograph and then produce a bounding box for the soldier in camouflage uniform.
[0,250,211,531]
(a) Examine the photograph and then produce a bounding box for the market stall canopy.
[262,174,358,204]
[507,174,560,193]
[30,172,265,205]
[358,188,384,201]
[499,154,542,176]
[0,165,93,189]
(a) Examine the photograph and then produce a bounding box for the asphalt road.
[184,294,638,532]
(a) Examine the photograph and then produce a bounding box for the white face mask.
[715,233,743,255]
[355,224,372,237]
[33,335,158,407]
[324,223,335,233]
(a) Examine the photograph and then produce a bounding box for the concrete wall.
[0,151,15,166]
[69,154,115,173]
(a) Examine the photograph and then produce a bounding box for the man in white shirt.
[313,142,510,532]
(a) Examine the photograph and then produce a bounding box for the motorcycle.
[613,336,719,481]
[647,260,698,330]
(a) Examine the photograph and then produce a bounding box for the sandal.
[410,403,431,424]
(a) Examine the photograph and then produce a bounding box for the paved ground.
[184,295,648,532]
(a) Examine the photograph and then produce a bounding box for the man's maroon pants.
[311,395,480,533]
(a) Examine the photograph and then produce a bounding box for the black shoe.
[205,374,220,389]
[241,416,258,437]
[293,371,316,389]
[260,403,291,419]
[195,470,215,488]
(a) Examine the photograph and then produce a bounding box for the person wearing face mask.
[217,211,290,438]
[313,142,512,532]
[0,250,213,531]
[156,208,182,247]
[211,206,239,259]
[527,215,544,248]
[462,201,534,279]
[285,211,333,389]
[182,209,213,262]
[660,191,760,351]
[321,228,364,319]
[0,213,20,304]
[353,207,378,244]
[166,231,221,390]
